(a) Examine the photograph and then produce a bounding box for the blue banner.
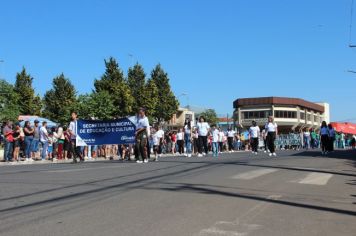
[76,118,136,146]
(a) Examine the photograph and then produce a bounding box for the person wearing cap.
[40,121,49,161]
[135,108,150,163]
[31,119,41,159]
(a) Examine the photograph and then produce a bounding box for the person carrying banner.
[68,112,84,163]
[135,108,150,163]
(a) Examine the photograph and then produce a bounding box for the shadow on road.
[142,182,356,217]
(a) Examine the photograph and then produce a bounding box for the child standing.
[212,125,220,157]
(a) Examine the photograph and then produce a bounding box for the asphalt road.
[0,150,355,236]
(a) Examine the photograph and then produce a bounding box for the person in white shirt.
[155,126,165,158]
[227,127,235,152]
[218,128,225,153]
[265,116,278,157]
[249,121,260,155]
[151,129,160,161]
[184,119,192,157]
[39,121,49,161]
[68,112,83,163]
[211,125,220,157]
[135,108,150,163]
[176,127,185,155]
[197,116,210,157]
[192,128,199,155]
[303,128,311,150]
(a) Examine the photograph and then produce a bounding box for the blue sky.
[1,0,355,121]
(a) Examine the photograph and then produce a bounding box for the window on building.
[242,110,270,119]
[314,115,319,123]
[185,114,192,121]
[300,112,305,120]
[274,110,297,118]
[307,114,311,121]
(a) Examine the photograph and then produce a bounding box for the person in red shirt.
[171,131,177,155]
[3,121,14,162]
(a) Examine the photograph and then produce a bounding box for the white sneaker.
[188,154,192,157]
[198,154,203,157]
[272,153,277,157]
[184,154,188,157]
[264,150,267,153]
[136,160,143,163]
[144,159,148,163]
[269,153,272,157]
[203,153,206,156]
[255,152,258,155]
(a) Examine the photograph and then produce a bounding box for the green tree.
[142,78,159,121]
[0,79,20,122]
[76,91,116,120]
[14,67,42,115]
[94,57,134,117]
[42,73,77,125]
[127,63,146,111]
[150,64,179,122]
[76,94,92,120]
[199,109,219,125]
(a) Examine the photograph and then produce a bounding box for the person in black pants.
[249,121,260,155]
[197,116,210,156]
[265,116,278,157]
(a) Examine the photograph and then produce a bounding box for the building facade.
[233,97,330,133]
[167,107,195,130]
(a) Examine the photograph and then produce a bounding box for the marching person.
[176,127,185,156]
[227,127,235,153]
[68,112,84,163]
[320,121,329,155]
[197,116,210,157]
[249,120,260,155]
[218,127,225,153]
[265,116,278,157]
[155,126,165,159]
[184,119,192,157]
[211,125,220,157]
[135,107,150,163]
[327,123,336,152]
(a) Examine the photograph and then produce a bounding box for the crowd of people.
[1,111,356,163]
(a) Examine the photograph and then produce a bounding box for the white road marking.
[231,169,278,180]
[295,172,333,185]
[194,195,282,236]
